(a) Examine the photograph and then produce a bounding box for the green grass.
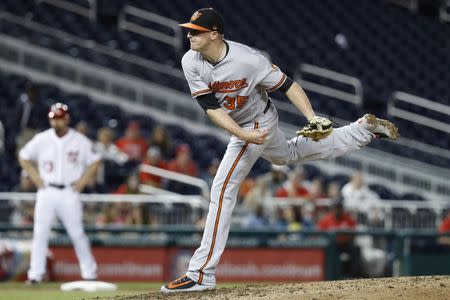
[0,282,249,300]
[0,282,156,300]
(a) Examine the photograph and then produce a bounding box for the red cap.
[176,144,191,154]
[48,102,69,119]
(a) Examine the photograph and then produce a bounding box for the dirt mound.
[97,276,450,300]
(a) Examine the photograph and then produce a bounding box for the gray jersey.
[181,40,287,125]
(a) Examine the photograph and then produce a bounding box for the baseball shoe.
[358,114,399,140]
[160,275,215,293]
[25,279,40,286]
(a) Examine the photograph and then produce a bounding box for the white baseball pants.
[28,186,97,281]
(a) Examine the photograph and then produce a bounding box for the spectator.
[318,198,360,277]
[242,164,288,210]
[94,127,129,190]
[243,204,270,229]
[238,177,255,204]
[275,167,309,198]
[306,178,327,201]
[287,205,314,231]
[326,181,341,199]
[96,174,144,227]
[438,210,450,246]
[15,82,46,150]
[342,172,384,226]
[167,144,198,177]
[272,207,288,230]
[114,173,141,194]
[140,146,167,188]
[95,202,143,227]
[116,121,148,161]
[75,121,90,137]
[318,198,357,233]
[149,125,173,159]
[94,127,129,164]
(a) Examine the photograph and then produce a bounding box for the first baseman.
[161,8,399,293]
[19,103,101,284]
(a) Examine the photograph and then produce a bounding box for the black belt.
[48,183,66,189]
[263,99,272,114]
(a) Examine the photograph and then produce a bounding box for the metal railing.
[295,63,363,106]
[387,0,419,11]
[1,192,449,230]
[118,5,183,51]
[388,91,450,133]
[139,164,210,198]
[35,0,97,21]
[440,0,450,22]
[0,12,184,80]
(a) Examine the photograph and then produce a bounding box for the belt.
[263,99,272,114]
[48,183,66,189]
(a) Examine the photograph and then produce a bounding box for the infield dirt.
[93,275,450,300]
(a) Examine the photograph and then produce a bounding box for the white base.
[60,281,118,292]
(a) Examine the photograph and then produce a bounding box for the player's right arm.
[18,134,45,189]
[206,107,268,144]
[18,159,44,188]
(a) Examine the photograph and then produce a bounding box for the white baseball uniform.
[19,128,100,281]
[182,40,374,286]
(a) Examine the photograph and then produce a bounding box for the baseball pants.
[28,186,97,281]
[186,107,374,286]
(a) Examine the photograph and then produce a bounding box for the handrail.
[35,0,97,21]
[0,192,206,207]
[440,0,450,23]
[118,5,182,51]
[388,91,450,133]
[138,184,180,195]
[139,164,210,198]
[295,63,363,106]
[0,12,184,80]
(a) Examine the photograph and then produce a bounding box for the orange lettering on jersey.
[209,78,249,93]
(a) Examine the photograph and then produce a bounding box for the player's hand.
[35,178,45,189]
[71,179,86,192]
[241,129,269,144]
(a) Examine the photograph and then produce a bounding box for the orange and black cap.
[179,8,224,34]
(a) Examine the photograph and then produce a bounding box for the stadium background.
[0,0,449,298]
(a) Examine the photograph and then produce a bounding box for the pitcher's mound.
[100,275,450,300]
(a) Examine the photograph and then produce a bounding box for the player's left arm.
[283,80,315,120]
[71,159,102,192]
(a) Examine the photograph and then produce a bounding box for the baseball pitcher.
[19,103,100,284]
[161,8,399,293]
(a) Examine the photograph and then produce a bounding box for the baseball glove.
[297,116,333,141]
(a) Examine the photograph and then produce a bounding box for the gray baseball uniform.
[182,40,374,286]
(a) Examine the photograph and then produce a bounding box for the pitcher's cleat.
[160,275,215,293]
[358,114,400,140]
